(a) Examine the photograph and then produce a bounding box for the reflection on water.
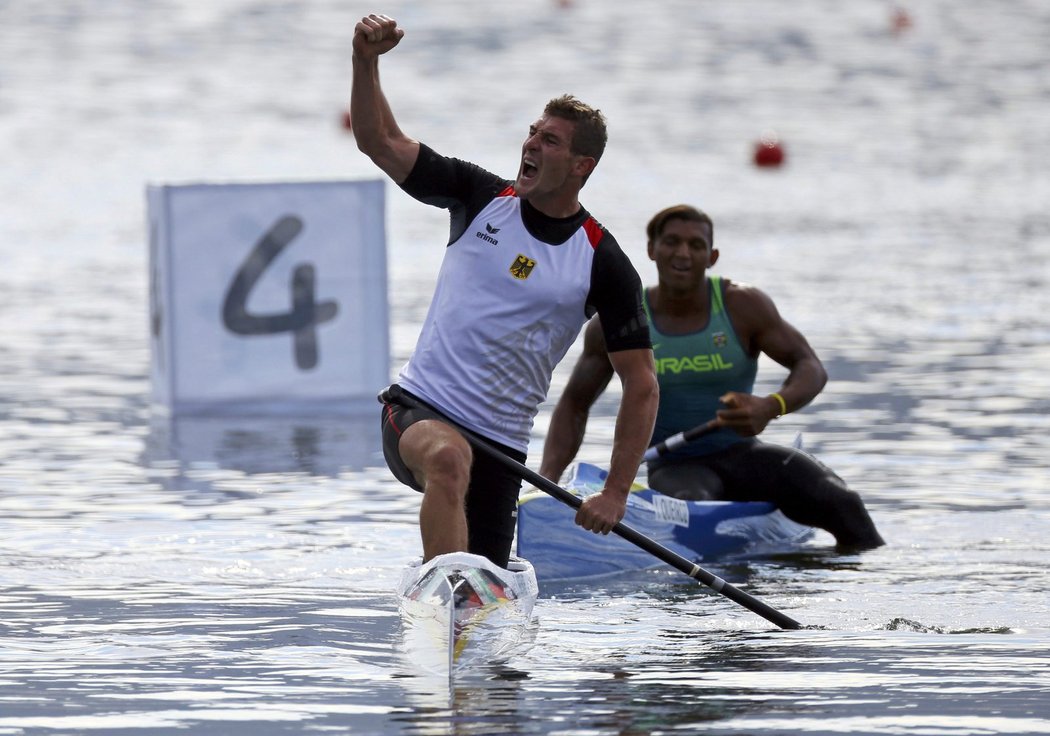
[146,411,384,476]
[1,0,1049,733]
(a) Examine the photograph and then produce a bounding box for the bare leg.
[398,419,473,561]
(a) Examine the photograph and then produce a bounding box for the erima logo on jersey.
[655,353,734,374]
[509,254,536,279]
[475,223,501,245]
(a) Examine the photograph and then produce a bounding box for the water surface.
[1,1,1048,734]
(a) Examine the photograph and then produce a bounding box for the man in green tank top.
[540,204,884,550]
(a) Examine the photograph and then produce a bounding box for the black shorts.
[379,390,526,568]
[646,440,883,548]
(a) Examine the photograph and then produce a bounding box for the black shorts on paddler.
[378,385,525,569]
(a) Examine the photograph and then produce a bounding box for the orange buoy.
[753,132,785,168]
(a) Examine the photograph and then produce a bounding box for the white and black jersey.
[395,143,650,453]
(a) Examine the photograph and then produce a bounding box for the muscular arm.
[719,282,828,435]
[350,14,420,183]
[602,347,660,495]
[539,318,615,483]
[574,345,658,534]
[540,317,659,535]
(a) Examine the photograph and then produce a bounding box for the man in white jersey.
[351,14,659,568]
[541,205,884,550]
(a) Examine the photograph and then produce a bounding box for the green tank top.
[645,275,758,461]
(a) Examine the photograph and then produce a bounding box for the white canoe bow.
[396,552,538,678]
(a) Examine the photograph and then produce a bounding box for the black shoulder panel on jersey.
[586,230,652,352]
[399,144,511,245]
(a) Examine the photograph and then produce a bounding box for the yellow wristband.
[770,392,788,417]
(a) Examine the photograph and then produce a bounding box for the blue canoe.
[516,462,814,581]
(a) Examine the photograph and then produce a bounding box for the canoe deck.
[516,463,814,581]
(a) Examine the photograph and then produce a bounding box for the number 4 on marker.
[222,215,338,370]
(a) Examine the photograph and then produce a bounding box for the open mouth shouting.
[518,157,539,184]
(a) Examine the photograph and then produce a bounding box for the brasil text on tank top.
[646,275,758,463]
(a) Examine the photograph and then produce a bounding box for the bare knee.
[422,441,472,496]
[399,421,472,495]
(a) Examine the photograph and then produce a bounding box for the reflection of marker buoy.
[891,7,912,34]
[340,109,352,131]
[753,132,785,168]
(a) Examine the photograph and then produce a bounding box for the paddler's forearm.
[350,52,417,183]
[774,355,828,416]
[602,366,659,497]
[350,54,387,152]
[539,400,588,483]
[540,328,617,483]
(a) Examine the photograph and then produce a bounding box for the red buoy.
[891,7,913,34]
[753,132,785,168]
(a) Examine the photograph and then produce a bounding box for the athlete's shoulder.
[722,276,770,303]
[581,212,616,248]
[404,143,509,199]
[722,277,781,326]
